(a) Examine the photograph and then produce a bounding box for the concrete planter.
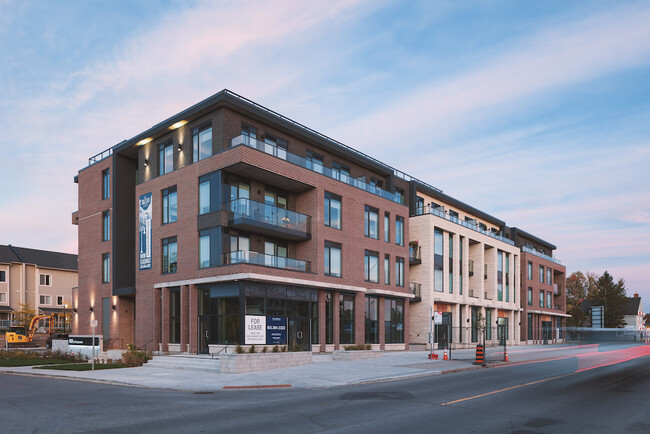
[333,350,384,361]
[219,351,312,374]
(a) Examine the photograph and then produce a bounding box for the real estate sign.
[266,316,287,345]
[139,192,152,270]
[245,315,266,344]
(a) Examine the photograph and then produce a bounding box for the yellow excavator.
[6,314,57,348]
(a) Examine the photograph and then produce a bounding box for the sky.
[0,0,648,307]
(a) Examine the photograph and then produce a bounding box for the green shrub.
[248,345,256,354]
[272,345,279,353]
[235,345,244,354]
[121,348,152,367]
[343,344,371,351]
[281,346,287,352]
[261,346,267,353]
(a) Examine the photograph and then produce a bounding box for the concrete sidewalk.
[0,343,624,392]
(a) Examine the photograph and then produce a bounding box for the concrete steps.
[144,355,220,372]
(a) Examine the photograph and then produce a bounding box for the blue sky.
[1,0,648,305]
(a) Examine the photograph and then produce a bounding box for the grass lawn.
[0,359,77,367]
[33,363,127,371]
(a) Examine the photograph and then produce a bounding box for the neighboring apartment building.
[74,90,413,353]
[506,228,568,344]
[408,184,522,348]
[0,244,77,330]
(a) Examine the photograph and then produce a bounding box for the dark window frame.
[364,205,379,239]
[162,236,178,274]
[162,186,178,224]
[324,191,342,230]
[324,241,342,277]
[364,250,379,283]
[192,122,212,163]
[102,210,110,242]
[101,169,110,200]
[158,140,174,176]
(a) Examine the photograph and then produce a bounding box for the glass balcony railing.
[415,205,515,245]
[230,134,402,203]
[409,282,421,299]
[226,198,311,238]
[522,246,562,265]
[223,250,310,272]
[409,245,421,264]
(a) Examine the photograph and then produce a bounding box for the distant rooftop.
[0,244,78,271]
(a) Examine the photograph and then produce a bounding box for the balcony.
[224,250,310,273]
[409,244,421,265]
[469,289,478,298]
[522,246,562,265]
[409,282,421,302]
[553,283,560,295]
[469,260,474,277]
[554,304,563,311]
[227,198,311,241]
[230,134,402,204]
[414,205,515,245]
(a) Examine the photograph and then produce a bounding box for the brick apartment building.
[506,228,568,343]
[0,244,77,330]
[73,89,567,353]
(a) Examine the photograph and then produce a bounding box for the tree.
[566,271,597,327]
[13,303,37,330]
[589,271,628,328]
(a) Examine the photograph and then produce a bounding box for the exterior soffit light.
[169,120,188,130]
[137,137,153,146]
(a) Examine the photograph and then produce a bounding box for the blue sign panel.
[139,192,153,270]
[266,316,286,345]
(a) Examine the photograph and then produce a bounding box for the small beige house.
[0,244,77,330]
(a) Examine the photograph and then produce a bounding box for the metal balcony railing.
[415,205,515,245]
[226,198,311,236]
[230,134,402,203]
[522,246,562,265]
[224,250,310,272]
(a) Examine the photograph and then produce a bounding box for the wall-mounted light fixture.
[89,306,94,313]
[144,159,149,166]
[178,143,182,151]
[112,305,116,311]
[72,308,78,313]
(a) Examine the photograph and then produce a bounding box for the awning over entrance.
[39,307,65,314]
[0,306,14,312]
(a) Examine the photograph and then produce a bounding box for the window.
[230,235,250,253]
[102,211,110,241]
[527,261,533,280]
[449,234,453,294]
[395,216,404,246]
[192,124,212,162]
[324,192,341,229]
[449,210,459,219]
[102,253,110,283]
[479,222,488,231]
[384,255,390,285]
[159,141,173,176]
[199,178,210,215]
[340,293,355,345]
[364,206,379,239]
[0,293,5,303]
[383,212,390,243]
[415,196,424,214]
[539,265,544,283]
[170,288,180,344]
[264,134,288,159]
[497,251,503,301]
[393,187,404,205]
[364,250,379,283]
[0,270,5,282]
[395,257,405,287]
[241,123,257,141]
[385,299,404,343]
[365,297,379,344]
[306,150,324,173]
[324,241,342,277]
[199,230,211,268]
[39,274,51,286]
[162,237,178,274]
[547,292,552,309]
[102,169,110,200]
[57,296,64,306]
[486,309,492,340]
[434,229,443,292]
[505,254,510,303]
[161,186,177,224]
[459,236,463,295]
[528,313,533,340]
[369,176,383,190]
[528,287,533,306]
[547,268,552,286]
[539,290,544,307]
[39,295,52,305]
[332,161,350,182]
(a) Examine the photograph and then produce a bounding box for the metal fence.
[434,325,508,363]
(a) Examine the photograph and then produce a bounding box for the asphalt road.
[2,350,649,433]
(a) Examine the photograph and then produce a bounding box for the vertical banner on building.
[139,192,152,270]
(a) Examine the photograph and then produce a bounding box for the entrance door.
[288,318,310,352]
[542,320,552,344]
[199,316,211,354]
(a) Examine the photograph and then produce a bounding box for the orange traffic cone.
[504,349,509,362]
[443,348,449,360]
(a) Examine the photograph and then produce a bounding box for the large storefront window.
[385,299,404,343]
[528,313,533,340]
[170,287,180,344]
[340,293,355,345]
[365,297,379,344]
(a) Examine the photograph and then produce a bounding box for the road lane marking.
[441,374,573,406]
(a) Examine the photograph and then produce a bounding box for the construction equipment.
[6,314,57,348]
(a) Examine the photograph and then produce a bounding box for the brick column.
[189,284,198,354]
[354,291,365,346]
[404,297,410,350]
[153,288,162,352]
[161,287,170,353]
[333,291,340,350]
[180,285,189,353]
[318,290,326,353]
[379,297,386,350]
